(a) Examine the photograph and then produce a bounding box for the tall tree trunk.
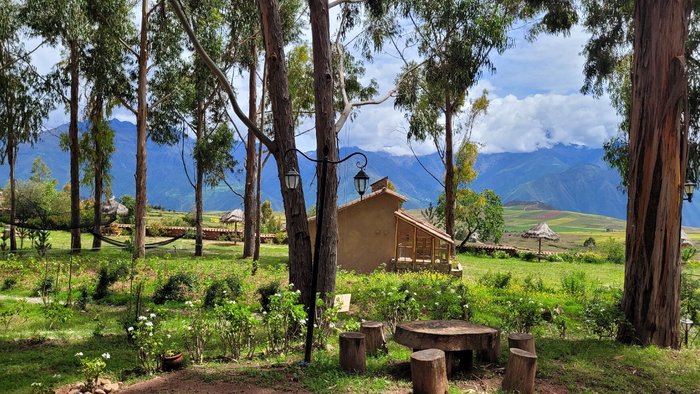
[618,0,692,348]
[243,43,258,258]
[260,0,313,308]
[92,97,104,250]
[134,0,149,260]
[69,40,81,254]
[308,0,338,301]
[9,141,16,252]
[195,102,204,257]
[444,96,455,254]
[254,141,263,261]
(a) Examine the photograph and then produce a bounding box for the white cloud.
[471,93,620,153]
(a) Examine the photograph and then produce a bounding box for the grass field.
[1,209,700,393]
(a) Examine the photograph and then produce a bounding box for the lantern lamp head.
[354,168,369,197]
[681,317,694,331]
[285,168,300,190]
[685,182,696,203]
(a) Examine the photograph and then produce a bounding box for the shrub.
[148,222,165,237]
[184,301,213,364]
[257,281,281,312]
[129,312,162,374]
[559,252,577,263]
[523,274,551,293]
[76,286,90,311]
[561,271,587,296]
[425,281,470,321]
[153,273,197,304]
[314,297,341,349]
[2,277,17,290]
[583,291,626,339]
[0,300,28,333]
[519,251,536,261]
[203,276,243,308]
[493,250,509,259]
[93,260,129,300]
[479,271,512,289]
[273,232,288,244]
[681,272,700,323]
[261,285,306,354]
[583,237,596,248]
[75,353,110,392]
[33,277,54,298]
[579,252,603,264]
[214,301,257,360]
[547,254,563,262]
[501,296,543,333]
[681,247,697,264]
[373,282,420,333]
[43,303,73,329]
[600,237,625,264]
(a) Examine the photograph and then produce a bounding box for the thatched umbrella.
[681,229,693,248]
[522,222,559,261]
[220,209,244,233]
[101,198,129,216]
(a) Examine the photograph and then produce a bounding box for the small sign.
[334,293,351,313]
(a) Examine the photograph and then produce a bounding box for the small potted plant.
[160,329,184,371]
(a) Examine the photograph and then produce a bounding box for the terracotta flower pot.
[161,352,184,371]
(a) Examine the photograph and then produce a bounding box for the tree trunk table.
[394,320,500,377]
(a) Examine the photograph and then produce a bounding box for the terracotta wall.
[309,193,400,273]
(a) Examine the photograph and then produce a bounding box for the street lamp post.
[284,145,369,364]
[681,317,693,347]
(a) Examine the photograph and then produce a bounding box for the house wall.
[309,192,401,273]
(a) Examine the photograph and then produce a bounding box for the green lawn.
[1,229,699,393]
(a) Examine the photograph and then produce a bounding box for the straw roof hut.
[101,198,129,216]
[220,209,244,224]
[522,222,559,260]
[681,229,693,248]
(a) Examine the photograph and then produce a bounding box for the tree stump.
[411,349,448,394]
[508,332,536,355]
[501,348,537,394]
[360,321,387,356]
[339,332,366,373]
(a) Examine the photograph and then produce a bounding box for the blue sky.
[31,9,620,157]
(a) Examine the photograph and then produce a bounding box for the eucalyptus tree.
[582,0,696,348]
[25,0,90,253]
[392,0,512,246]
[0,0,52,251]
[81,0,134,250]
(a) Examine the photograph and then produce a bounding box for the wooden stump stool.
[339,332,366,373]
[360,321,387,356]
[501,348,537,394]
[411,349,448,394]
[508,332,536,354]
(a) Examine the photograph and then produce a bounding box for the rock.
[98,378,112,386]
[95,389,106,394]
[68,389,81,394]
[103,383,120,393]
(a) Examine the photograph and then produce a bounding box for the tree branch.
[117,37,139,58]
[409,140,444,188]
[328,0,365,8]
[168,0,275,151]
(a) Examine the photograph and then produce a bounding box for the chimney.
[370,176,389,192]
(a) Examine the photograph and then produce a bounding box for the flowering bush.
[214,300,257,360]
[374,284,420,333]
[75,352,110,391]
[183,300,213,364]
[314,297,340,349]
[501,296,544,333]
[261,284,306,354]
[42,302,73,330]
[583,290,626,339]
[129,313,162,374]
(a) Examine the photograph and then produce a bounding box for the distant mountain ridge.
[3,119,700,226]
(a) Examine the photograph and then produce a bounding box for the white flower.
[222,290,227,294]
[167,334,172,339]
[128,326,134,332]
[31,383,42,387]
[185,301,194,307]
[138,315,147,321]
[145,321,153,327]
[75,352,83,357]
[149,313,156,318]
[187,326,193,331]
[102,353,111,359]
[149,332,153,337]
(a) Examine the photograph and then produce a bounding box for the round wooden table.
[394,320,500,377]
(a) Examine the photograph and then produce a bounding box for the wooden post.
[501,348,537,394]
[412,226,417,269]
[411,349,448,394]
[360,321,387,356]
[508,332,536,355]
[339,332,366,373]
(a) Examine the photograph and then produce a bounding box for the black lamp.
[681,317,693,347]
[285,168,300,190]
[354,168,369,197]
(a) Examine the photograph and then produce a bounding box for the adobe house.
[309,177,457,274]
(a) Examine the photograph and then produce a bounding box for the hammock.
[90,231,186,250]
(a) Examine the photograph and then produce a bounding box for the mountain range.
[3,119,700,226]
